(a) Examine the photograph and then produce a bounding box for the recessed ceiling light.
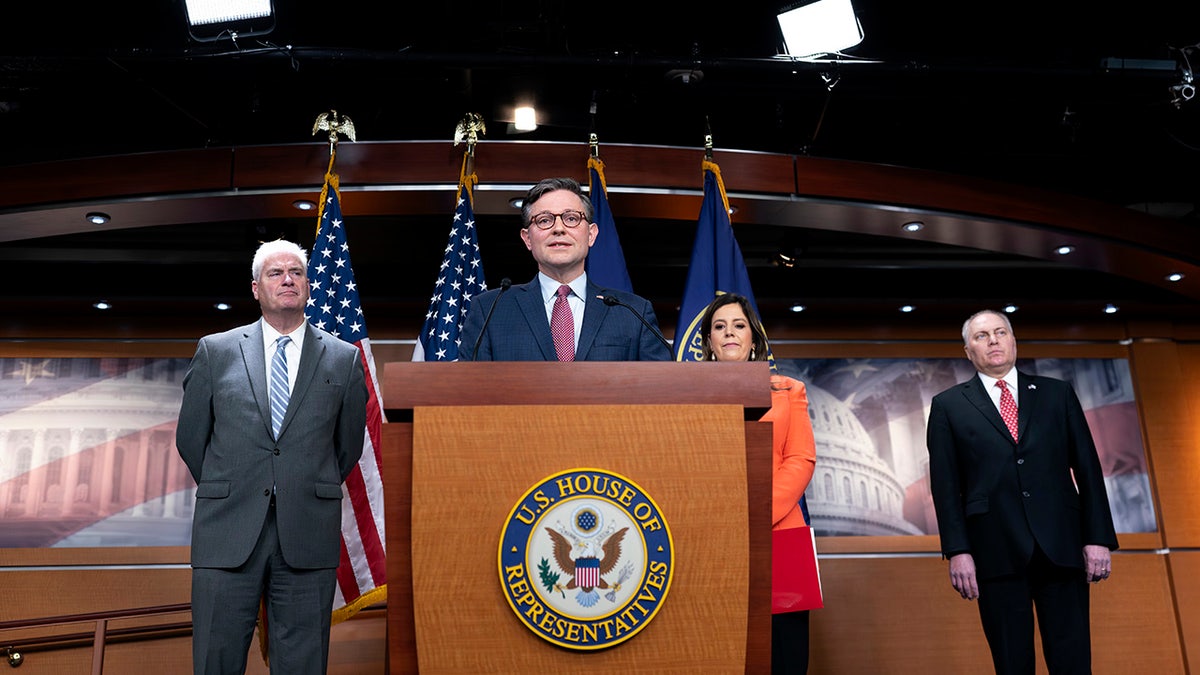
[214,302,231,311]
[1003,304,1018,313]
[1166,272,1184,282]
[292,199,317,211]
[902,221,924,232]
[1055,245,1075,255]
[790,304,806,313]
[508,197,524,209]
[93,301,111,310]
[899,305,915,313]
[86,212,110,225]
[1104,303,1119,314]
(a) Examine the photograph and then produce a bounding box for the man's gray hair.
[961,309,1013,345]
[251,239,308,280]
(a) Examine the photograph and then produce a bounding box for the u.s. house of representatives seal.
[498,468,675,650]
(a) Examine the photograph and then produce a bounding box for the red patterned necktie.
[551,284,575,362]
[996,380,1018,441]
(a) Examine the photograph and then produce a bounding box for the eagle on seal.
[546,526,628,607]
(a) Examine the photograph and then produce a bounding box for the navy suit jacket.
[459,278,671,361]
[926,370,1118,580]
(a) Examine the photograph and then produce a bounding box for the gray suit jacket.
[176,320,367,570]
[458,278,671,361]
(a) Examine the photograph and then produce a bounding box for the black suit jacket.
[926,370,1118,580]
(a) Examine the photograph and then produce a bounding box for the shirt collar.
[537,272,587,304]
[977,369,1017,391]
[261,318,306,351]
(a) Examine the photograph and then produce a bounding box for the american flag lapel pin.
[1028,384,1036,390]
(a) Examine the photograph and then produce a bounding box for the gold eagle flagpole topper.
[453,112,487,174]
[312,109,356,155]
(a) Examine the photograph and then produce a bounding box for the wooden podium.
[381,361,773,674]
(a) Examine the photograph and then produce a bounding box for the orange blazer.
[760,374,817,531]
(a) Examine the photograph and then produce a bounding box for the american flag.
[304,165,388,622]
[412,173,487,362]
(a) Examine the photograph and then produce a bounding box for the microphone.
[470,278,512,361]
[597,294,673,356]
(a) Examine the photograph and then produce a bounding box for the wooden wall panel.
[1129,341,1200,547]
[1168,551,1200,673]
[809,552,1183,674]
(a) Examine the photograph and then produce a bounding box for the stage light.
[901,221,924,232]
[899,305,915,313]
[93,301,112,310]
[184,0,275,42]
[1055,245,1075,255]
[777,0,864,60]
[1003,305,1018,313]
[1166,272,1184,282]
[85,212,110,225]
[292,199,317,211]
[513,106,538,132]
[1104,304,1119,314]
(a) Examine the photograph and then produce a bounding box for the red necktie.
[551,284,575,362]
[996,380,1018,441]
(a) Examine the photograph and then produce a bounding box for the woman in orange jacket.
[699,293,818,675]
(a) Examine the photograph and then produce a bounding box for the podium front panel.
[410,403,750,673]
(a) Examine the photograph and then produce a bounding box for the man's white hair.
[961,309,1013,346]
[251,239,308,280]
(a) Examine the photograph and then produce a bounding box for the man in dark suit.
[460,177,671,361]
[927,309,1118,675]
[176,239,367,675]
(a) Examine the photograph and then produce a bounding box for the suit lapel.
[239,322,273,440]
[576,282,608,360]
[1016,371,1035,441]
[515,280,556,360]
[961,375,1014,443]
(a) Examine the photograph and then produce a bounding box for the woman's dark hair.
[699,293,770,362]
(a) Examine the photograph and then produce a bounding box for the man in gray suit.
[460,177,671,361]
[177,239,367,675]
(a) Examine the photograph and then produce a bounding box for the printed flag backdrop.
[775,356,1156,536]
[0,355,1155,547]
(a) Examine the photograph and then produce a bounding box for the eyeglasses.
[527,210,586,230]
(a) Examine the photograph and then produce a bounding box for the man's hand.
[1084,544,1112,583]
[949,553,979,600]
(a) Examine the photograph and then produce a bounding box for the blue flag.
[413,167,487,361]
[674,159,768,363]
[584,156,634,293]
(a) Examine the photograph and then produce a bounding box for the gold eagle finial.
[312,110,356,152]
[453,113,487,155]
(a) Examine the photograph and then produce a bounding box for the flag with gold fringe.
[584,154,634,293]
[674,158,771,363]
[412,151,487,361]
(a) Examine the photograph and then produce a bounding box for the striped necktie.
[270,335,291,438]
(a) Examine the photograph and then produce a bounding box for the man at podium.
[460,177,671,362]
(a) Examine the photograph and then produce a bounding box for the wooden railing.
[0,602,192,673]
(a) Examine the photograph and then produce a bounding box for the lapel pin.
[1027,384,1036,390]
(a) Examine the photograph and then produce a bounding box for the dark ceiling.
[2,1,1199,337]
